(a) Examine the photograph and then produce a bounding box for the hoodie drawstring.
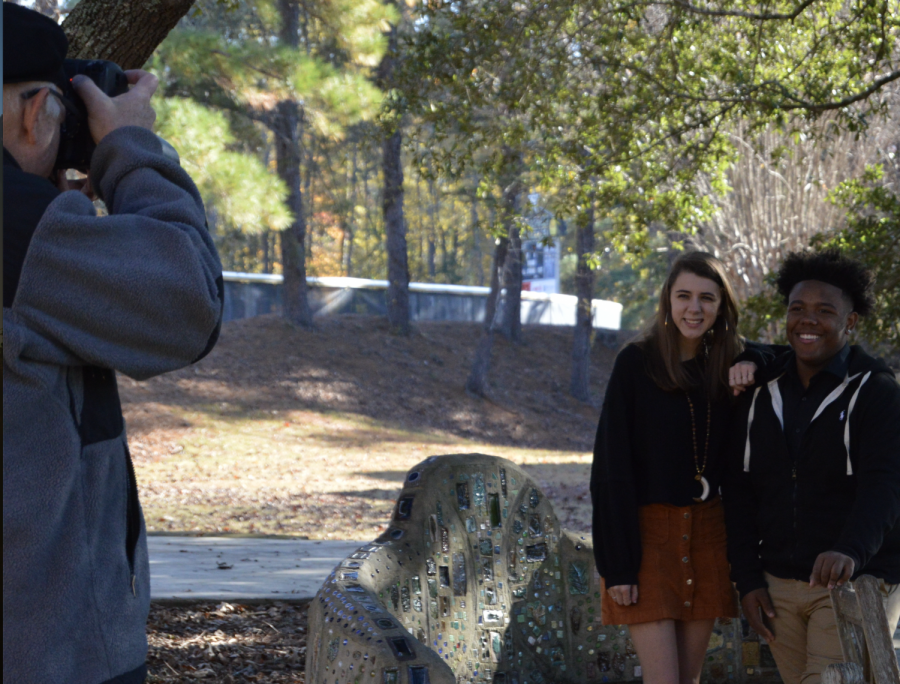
[744,371,868,475]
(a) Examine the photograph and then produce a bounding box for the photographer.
[3,5,223,683]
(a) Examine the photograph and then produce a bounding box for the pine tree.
[153,0,394,325]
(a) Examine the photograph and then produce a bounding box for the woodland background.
[14,4,899,679]
[25,0,900,396]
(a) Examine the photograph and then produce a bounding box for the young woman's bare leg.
[674,618,717,684]
[628,619,680,684]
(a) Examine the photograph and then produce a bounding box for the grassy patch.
[136,406,593,539]
[126,315,614,540]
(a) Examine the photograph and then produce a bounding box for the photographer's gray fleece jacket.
[3,127,223,684]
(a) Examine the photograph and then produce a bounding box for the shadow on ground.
[120,314,622,454]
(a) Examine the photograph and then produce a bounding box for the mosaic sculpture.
[306,454,749,684]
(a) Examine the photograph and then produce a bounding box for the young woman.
[591,251,760,684]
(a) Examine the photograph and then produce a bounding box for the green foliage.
[399,0,898,269]
[741,164,900,350]
[152,2,389,140]
[817,165,900,353]
[740,274,788,345]
[154,97,293,235]
[144,0,396,281]
[141,0,899,325]
[559,223,672,331]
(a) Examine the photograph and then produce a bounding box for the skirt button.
[682,534,689,541]
[682,556,689,563]
[684,513,690,519]
[684,601,691,607]
[686,579,693,585]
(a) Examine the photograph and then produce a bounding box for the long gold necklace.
[686,392,711,502]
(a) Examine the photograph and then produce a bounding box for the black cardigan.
[590,343,743,586]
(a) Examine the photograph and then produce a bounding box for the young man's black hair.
[775,247,874,316]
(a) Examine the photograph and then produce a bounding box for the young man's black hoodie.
[723,344,900,598]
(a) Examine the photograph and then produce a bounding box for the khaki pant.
[762,572,900,684]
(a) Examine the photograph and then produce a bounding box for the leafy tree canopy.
[152,0,393,139]
[399,0,898,248]
[154,96,293,234]
[819,165,900,353]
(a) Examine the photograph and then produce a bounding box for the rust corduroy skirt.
[601,497,738,625]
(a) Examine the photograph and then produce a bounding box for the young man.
[3,5,223,683]
[723,249,900,684]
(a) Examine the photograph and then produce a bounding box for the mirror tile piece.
[396,496,414,520]
[456,483,470,511]
[452,553,467,597]
[489,493,502,528]
[473,474,486,508]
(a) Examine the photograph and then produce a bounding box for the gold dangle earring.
[665,312,669,327]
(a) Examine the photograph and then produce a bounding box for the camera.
[56,59,129,172]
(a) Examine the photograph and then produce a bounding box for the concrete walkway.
[148,535,367,602]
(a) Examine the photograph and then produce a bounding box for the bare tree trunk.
[62,0,197,68]
[383,128,410,333]
[467,150,526,396]
[362,149,373,238]
[470,190,484,286]
[427,178,438,279]
[304,130,314,261]
[262,230,270,274]
[344,228,354,277]
[450,223,459,282]
[466,333,495,397]
[427,241,437,279]
[378,15,411,335]
[275,0,312,326]
[498,151,524,343]
[500,221,523,341]
[570,202,595,402]
[484,236,509,330]
[439,230,448,279]
[345,144,359,277]
[465,237,508,397]
[414,173,424,281]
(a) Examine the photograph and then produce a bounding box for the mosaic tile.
[306,454,749,684]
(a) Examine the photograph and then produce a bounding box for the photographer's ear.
[21,88,55,146]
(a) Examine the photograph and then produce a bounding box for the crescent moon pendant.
[693,476,710,503]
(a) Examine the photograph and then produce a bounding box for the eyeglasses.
[20,86,82,124]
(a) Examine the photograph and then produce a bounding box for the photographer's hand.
[55,170,96,200]
[72,69,158,145]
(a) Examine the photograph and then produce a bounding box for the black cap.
[3,2,68,88]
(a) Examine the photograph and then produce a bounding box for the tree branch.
[667,0,819,21]
[776,70,900,112]
[62,0,197,68]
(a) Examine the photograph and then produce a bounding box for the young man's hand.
[72,69,158,145]
[741,588,776,641]
[810,550,855,590]
[729,361,757,396]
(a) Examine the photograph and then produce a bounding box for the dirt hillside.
[122,314,622,538]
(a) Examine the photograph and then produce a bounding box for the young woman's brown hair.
[641,251,743,401]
